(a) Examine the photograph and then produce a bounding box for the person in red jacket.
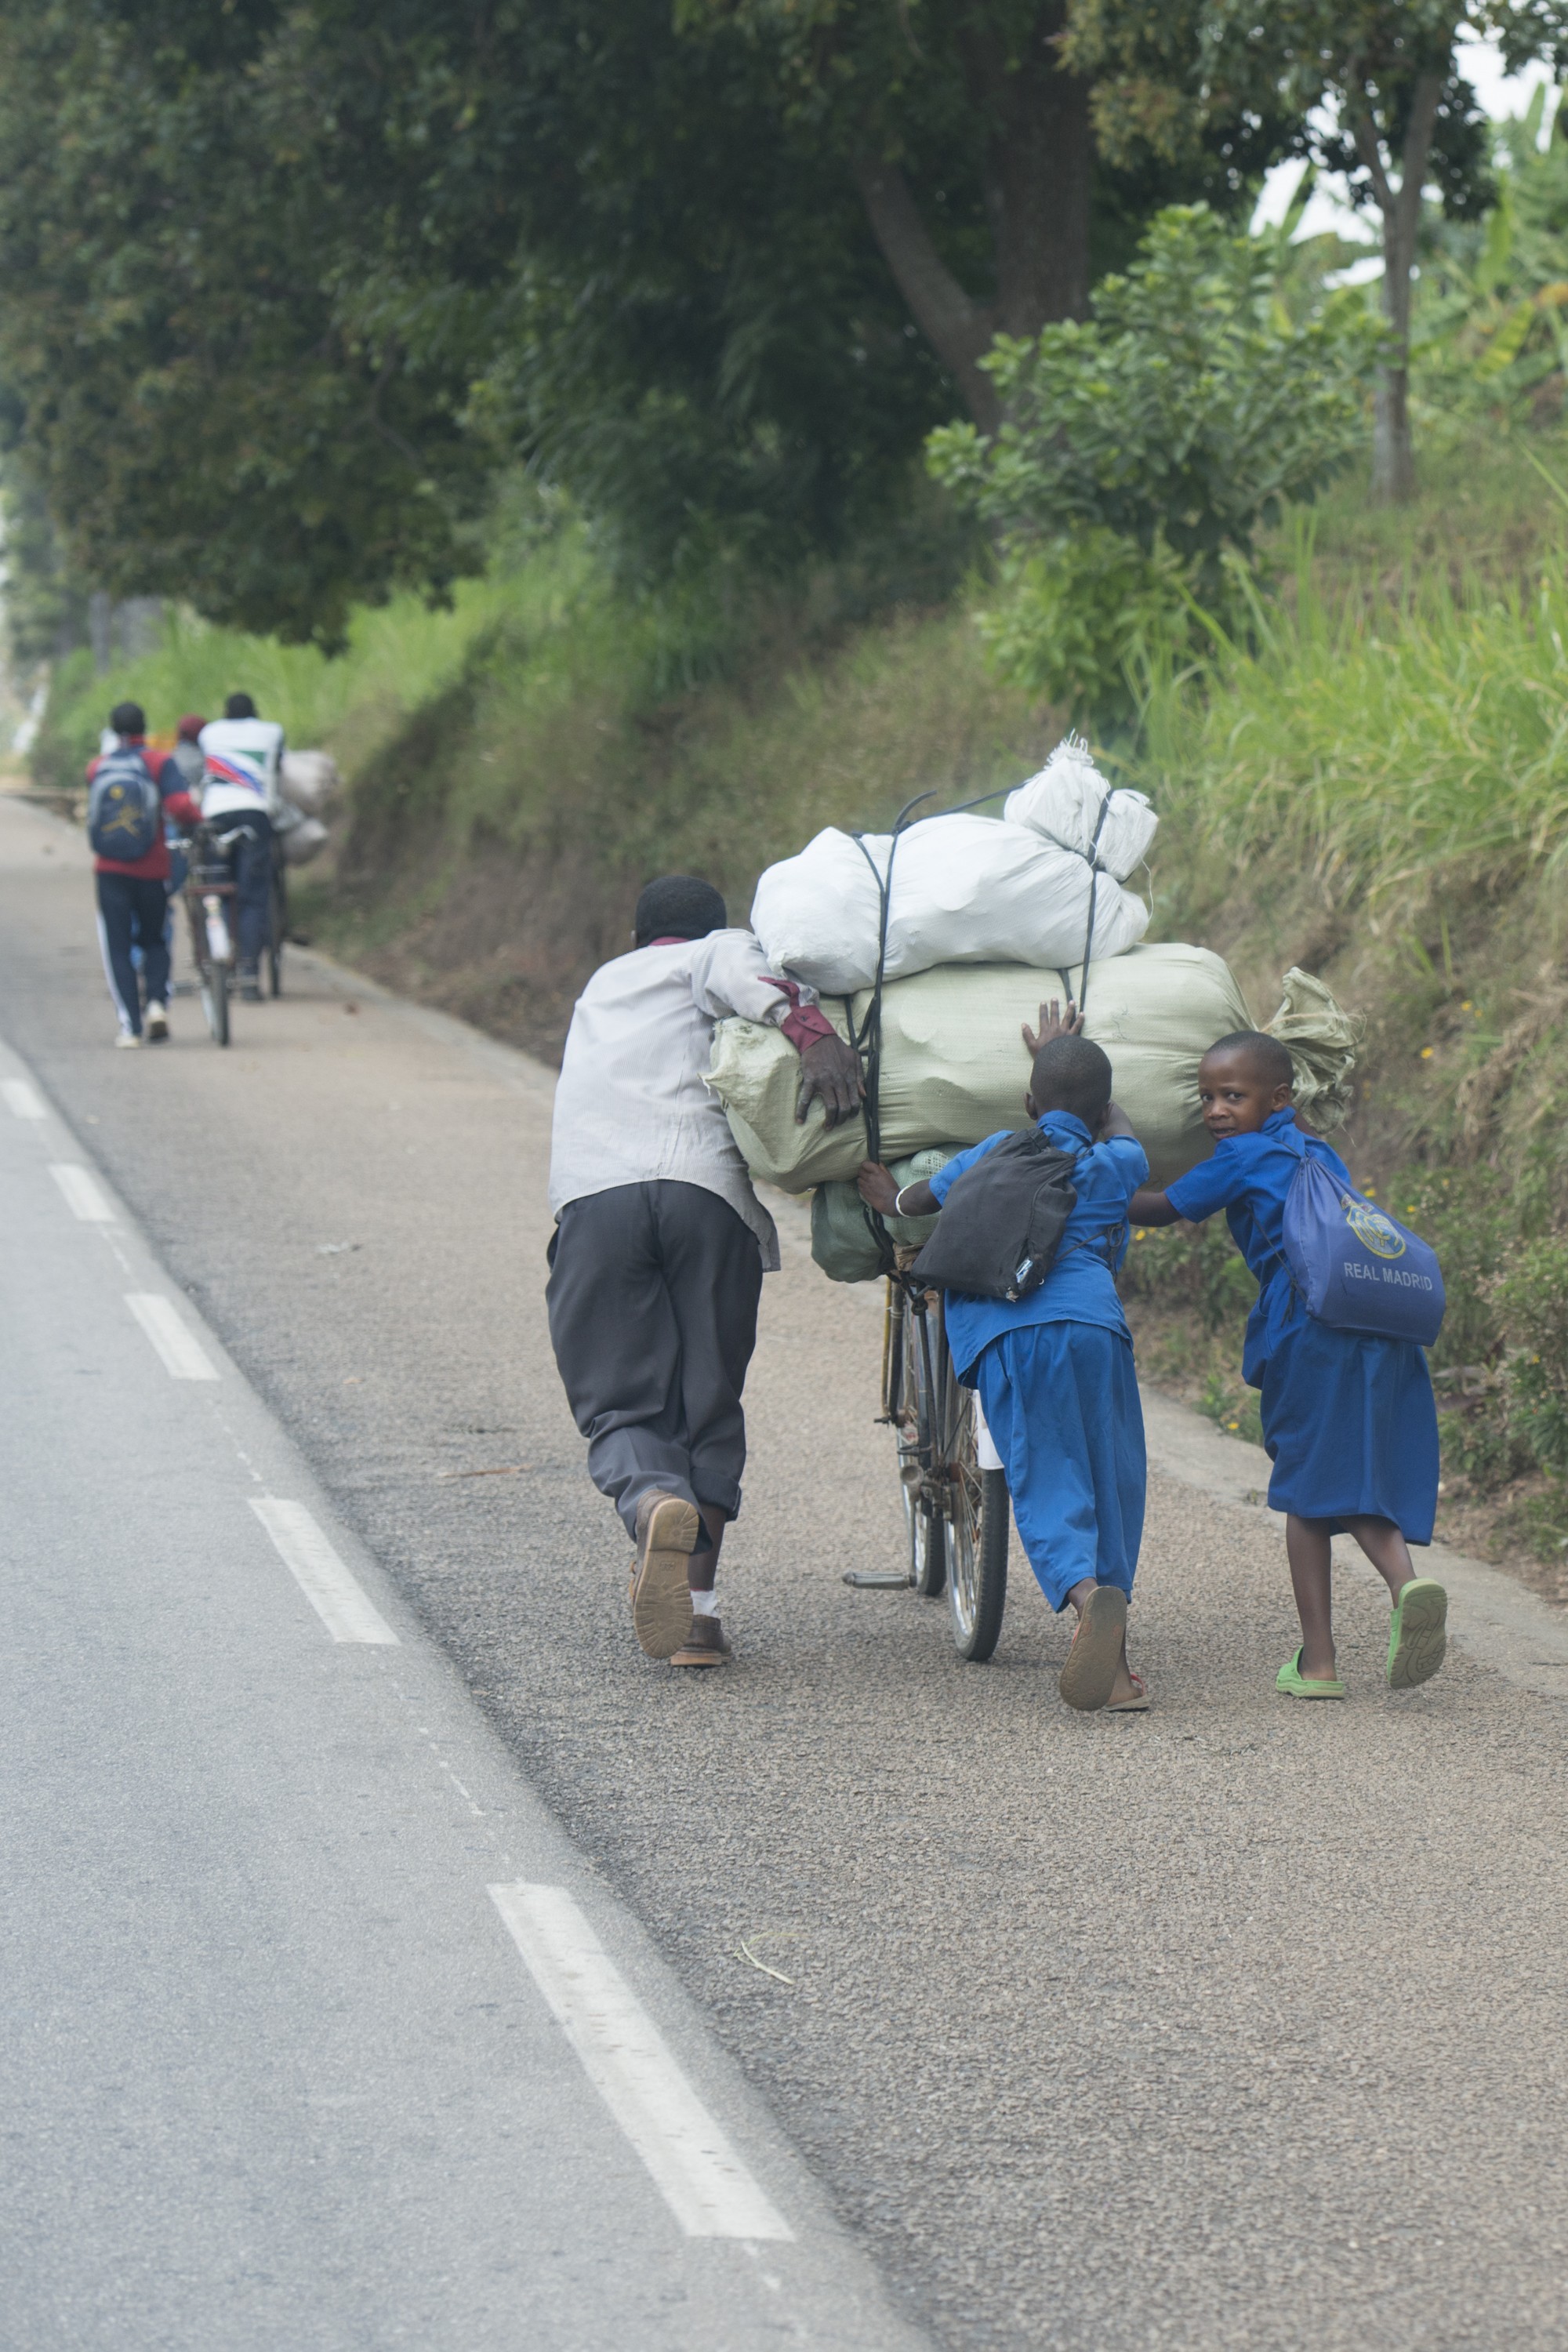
[86,700,201,1047]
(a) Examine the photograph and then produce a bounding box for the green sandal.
[1387,1577,1448,1690]
[1276,1646,1345,1700]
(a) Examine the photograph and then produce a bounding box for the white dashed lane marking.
[249,1497,400,1646]
[125,1293,220,1381]
[2,1079,45,1120]
[490,1881,793,2243]
[49,1163,114,1222]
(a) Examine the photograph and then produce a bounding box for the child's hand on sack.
[1022,997,1083,1053]
[857,1161,899,1214]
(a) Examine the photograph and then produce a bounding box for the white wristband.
[891,1185,913,1217]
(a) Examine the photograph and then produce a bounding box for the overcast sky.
[1252,32,1558,248]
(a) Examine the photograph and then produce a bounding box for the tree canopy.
[0,0,1312,644]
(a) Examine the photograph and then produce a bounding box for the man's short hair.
[110,700,145,737]
[223,691,257,720]
[634,874,728,946]
[1204,1029,1294,1091]
[1030,1033,1113,1127]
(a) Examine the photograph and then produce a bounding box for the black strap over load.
[840,775,1120,1287]
[909,1127,1082,1302]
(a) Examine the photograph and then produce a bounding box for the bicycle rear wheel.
[267,865,287,996]
[946,1457,1010,1663]
[884,1281,946,1596]
[202,962,230,1047]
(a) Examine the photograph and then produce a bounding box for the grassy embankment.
[39,427,1568,1592]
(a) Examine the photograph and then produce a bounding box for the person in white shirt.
[198,692,286,1000]
[547,873,862,1668]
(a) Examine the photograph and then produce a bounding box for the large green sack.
[708,942,1254,1192]
[810,1146,959,1284]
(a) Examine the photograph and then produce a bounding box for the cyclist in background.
[197,693,286,1002]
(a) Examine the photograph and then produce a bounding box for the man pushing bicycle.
[546,874,862,1668]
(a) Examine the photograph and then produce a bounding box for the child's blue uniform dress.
[928,1110,1149,1611]
[1163,1106,1439,1541]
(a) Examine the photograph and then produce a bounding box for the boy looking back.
[858,1006,1149,1712]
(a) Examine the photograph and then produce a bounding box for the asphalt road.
[0,863,924,2351]
[2,790,1566,2350]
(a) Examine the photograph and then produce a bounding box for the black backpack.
[87,745,162,862]
[911,1127,1083,1301]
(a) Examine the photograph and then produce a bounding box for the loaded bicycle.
[875,1253,1011,1661]
[182,820,241,1044]
[180,820,288,1043]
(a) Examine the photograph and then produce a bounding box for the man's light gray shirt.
[549,930,808,1269]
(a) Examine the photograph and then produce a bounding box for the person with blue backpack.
[85,701,201,1048]
[1128,1029,1446,1700]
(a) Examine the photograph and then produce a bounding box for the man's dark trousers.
[212,810,274,971]
[96,872,170,1036]
[546,1180,764,1538]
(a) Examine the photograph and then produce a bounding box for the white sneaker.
[146,1004,169,1042]
[114,1032,143,1051]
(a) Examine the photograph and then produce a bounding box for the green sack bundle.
[709,943,1255,1192]
[809,1147,960,1284]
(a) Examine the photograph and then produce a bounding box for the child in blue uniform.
[859,1015,1150,1713]
[1130,1029,1446,1698]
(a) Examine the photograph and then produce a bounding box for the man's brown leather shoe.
[670,1617,731,1668]
[630,1491,699,1658]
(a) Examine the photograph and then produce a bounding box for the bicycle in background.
[181,821,244,1045]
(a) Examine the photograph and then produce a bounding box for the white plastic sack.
[1003,735,1156,880]
[280,749,341,818]
[750,812,1149,996]
[751,735,1156,994]
[280,815,329,866]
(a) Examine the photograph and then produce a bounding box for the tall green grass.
[1129,533,1568,911]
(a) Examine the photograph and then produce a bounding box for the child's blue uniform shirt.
[1163,1104,1438,1539]
[1163,1105,1345,1386]
[927,1110,1149,1381]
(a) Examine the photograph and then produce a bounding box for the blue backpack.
[1279,1131,1445,1348]
[87,745,162,862]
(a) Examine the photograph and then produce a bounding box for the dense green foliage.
[0,0,1297,646]
[927,206,1379,712]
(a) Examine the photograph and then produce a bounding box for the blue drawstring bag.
[1280,1132,1445,1348]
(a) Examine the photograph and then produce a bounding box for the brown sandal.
[1058,1586,1128,1712]
[1105,1669,1150,1713]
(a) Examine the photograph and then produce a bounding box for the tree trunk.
[958,0,1091,337]
[853,1,1091,432]
[1351,66,1443,505]
[851,155,1006,433]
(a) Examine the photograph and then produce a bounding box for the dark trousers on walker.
[215,810,274,971]
[96,871,171,1035]
[546,1181,764,1538]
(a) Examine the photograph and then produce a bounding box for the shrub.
[927,204,1378,715]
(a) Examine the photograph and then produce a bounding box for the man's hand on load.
[1022,997,1083,1054]
[796,1033,865,1128]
